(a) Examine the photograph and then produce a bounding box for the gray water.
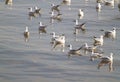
[0,0,120,82]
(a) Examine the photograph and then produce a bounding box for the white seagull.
[51,4,60,14]
[90,49,103,61]
[78,9,84,19]
[24,26,30,42]
[96,3,102,12]
[74,19,86,34]
[62,0,71,5]
[98,53,114,72]
[104,27,116,39]
[50,32,61,44]
[104,0,114,8]
[52,34,65,52]
[50,11,62,22]
[28,7,37,20]
[5,0,12,5]
[67,44,83,57]
[93,35,104,46]
[96,0,104,3]
[34,6,41,16]
[82,43,98,54]
[38,22,47,34]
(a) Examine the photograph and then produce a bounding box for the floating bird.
[50,32,61,44]
[74,19,86,34]
[50,11,62,22]
[96,2,102,12]
[96,0,104,3]
[98,53,114,72]
[104,27,116,39]
[104,0,114,8]
[78,9,84,19]
[67,44,83,57]
[62,0,71,5]
[38,22,47,34]
[90,49,103,61]
[54,13,62,21]
[34,6,41,16]
[51,4,60,14]
[24,26,30,42]
[5,0,12,5]
[52,34,65,52]
[50,11,55,23]
[82,43,98,54]
[28,7,37,20]
[93,35,104,46]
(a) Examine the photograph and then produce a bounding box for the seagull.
[28,7,37,20]
[67,44,83,57]
[50,11,62,22]
[5,0,12,5]
[104,27,116,39]
[51,4,60,14]
[104,0,114,8]
[74,19,86,34]
[96,0,104,3]
[93,35,104,46]
[50,32,61,44]
[34,6,41,16]
[52,34,65,52]
[96,3,102,12]
[24,26,30,42]
[38,22,47,34]
[90,49,103,61]
[50,11,55,23]
[78,9,84,19]
[98,53,114,72]
[82,43,98,54]
[62,0,71,5]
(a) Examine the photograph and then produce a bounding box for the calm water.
[0,0,120,82]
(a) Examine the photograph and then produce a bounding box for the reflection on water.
[0,0,120,82]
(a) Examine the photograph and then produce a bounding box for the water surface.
[0,0,120,82]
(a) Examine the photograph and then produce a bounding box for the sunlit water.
[0,0,120,82]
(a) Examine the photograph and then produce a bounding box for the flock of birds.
[5,0,120,72]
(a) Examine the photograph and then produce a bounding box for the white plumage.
[78,9,84,19]
[67,44,82,57]
[90,50,103,61]
[96,3,102,12]
[50,32,61,44]
[74,19,86,34]
[24,26,30,42]
[28,7,37,20]
[104,0,114,8]
[98,53,114,72]
[104,27,116,39]
[38,22,47,34]
[34,6,41,16]
[82,43,98,54]
[5,0,12,5]
[62,0,71,5]
[93,35,104,46]
[52,34,65,52]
